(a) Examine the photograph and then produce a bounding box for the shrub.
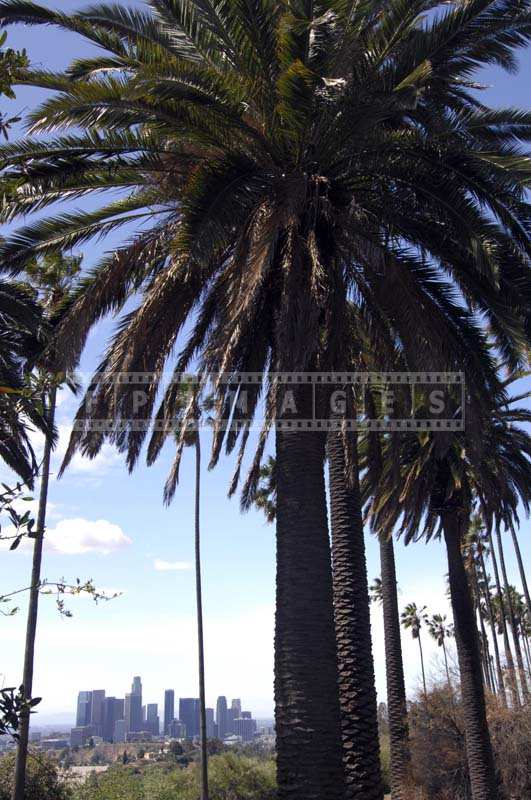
[0,751,72,800]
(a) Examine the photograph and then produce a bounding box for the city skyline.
[70,675,260,745]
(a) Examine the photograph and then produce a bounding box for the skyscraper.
[206,708,215,739]
[216,696,228,740]
[125,692,143,733]
[231,699,242,717]
[76,691,92,726]
[234,716,257,743]
[90,690,106,738]
[131,676,142,698]
[145,703,159,736]
[103,697,124,742]
[163,690,175,735]
[179,698,200,739]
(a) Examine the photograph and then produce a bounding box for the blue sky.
[0,1,530,723]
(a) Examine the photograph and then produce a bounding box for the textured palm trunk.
[471,566,494,694]
[486,529,520,707]
[478,549,507,706]
[379,532,411,800]
[443,513,502,800]
[417,635,427,700]
[494,528,529,702]
[327,430,383,800]
[442,640,452,693]
[194,436,209,800]
[12,386,57,800]
[509,527,531,622]
[275,425,345,800]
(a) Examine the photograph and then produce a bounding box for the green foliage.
[72,754,277,800]
[0,30,28,137]
[0,752,71,800]
[0,687,40,737]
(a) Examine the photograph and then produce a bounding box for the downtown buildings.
[72,678,257,745]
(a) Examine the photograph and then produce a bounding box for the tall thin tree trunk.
[12,385,57,800]
[418,635,427,700]
[478,548,507,707]
[379,532,411,800]
[509,527,531,622]
[275,425,344,800]
[521,623,531,675]
[471,564,494,693]
[328,430,383,800]
[194,435,209,800]
[443,513,502,800]
[486,529,520,707]
[442,640,452,693]
[495,528,529,702]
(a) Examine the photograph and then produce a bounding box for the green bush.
[73,754,276,800]
[0,751,71,800]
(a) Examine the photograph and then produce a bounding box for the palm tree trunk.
[194,435,209,800]
[275,425,344,800]
[486,529,520,707]
[443,512,502,800]
[327,430,383,800]
[418,635,427,700]
[478,548,507,707]
[379,531,411,800]
[521,622,531,675]
[509,527,531,622]
[470,564,494,693]
[12,385,57,800]
[442,640,452,693]
[495,528,529,702]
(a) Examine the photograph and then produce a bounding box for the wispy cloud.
[153,559,192,572]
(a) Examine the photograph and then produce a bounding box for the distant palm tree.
[401,604,428,700]
[494,528,529,702]
[427,614,454,692]
[12,252,81,800]
[509,527,531,622]
[163,388,210,800]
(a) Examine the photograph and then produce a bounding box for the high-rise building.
[231,699,242,717]
[226,705,236,735]
[76,691,92,726]
[234,717,257,743]
[90,690,106,737]
[179,698,200,739]
[113,719,126,743]
[125,692,143,733]
[131,676,142,697]
[70,725,95,747]
[103,697,124,742]
[241,711,252,719]
[206,708,215,739]
[163,690,175,735]
[168,719,186,738]
[216,696,228,740]
[145,703,159,736]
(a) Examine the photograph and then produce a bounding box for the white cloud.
[45,518,132,555]
[154,559,192,572]
[1,518,132,556]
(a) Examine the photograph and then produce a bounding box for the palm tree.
[369,373,531,800]
[1,3,531,797]
[11,252,81,800]
[485,527,521,706]
[494,528,529,701]
[328,429,382,800]
[509,527,531,622]
[427,614,454,693]
[464,517,507,704]
[162,387,210,800]
[0,279,47,484]
[462,524,497,695]
[401,604,429,700]
[371,556,412,800]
